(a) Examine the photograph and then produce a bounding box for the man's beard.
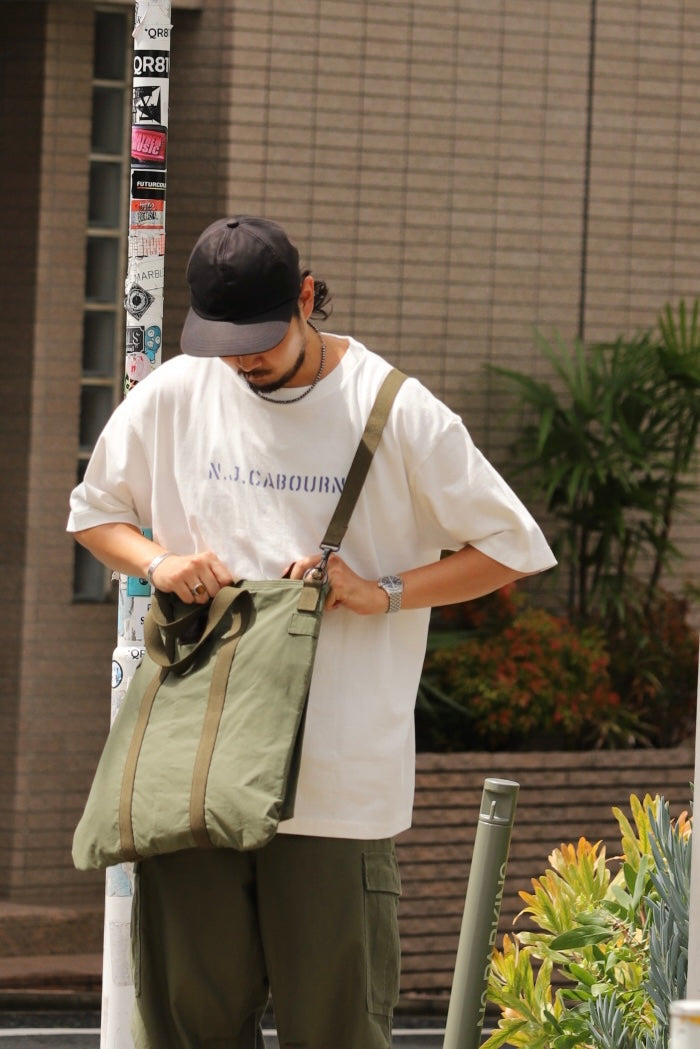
[240,339,307,394]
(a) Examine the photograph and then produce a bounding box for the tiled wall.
[586,0,699,336]
[4,2,107,901]
[0,1,45,905]
[216,0,593,436]
[2,0,698,902]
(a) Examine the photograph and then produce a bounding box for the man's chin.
[240,372,282,394]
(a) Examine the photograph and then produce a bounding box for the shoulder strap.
[320,367,407,553]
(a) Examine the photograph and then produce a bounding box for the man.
[68,215,556,1049]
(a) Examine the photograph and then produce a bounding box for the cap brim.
[180,303,295,358]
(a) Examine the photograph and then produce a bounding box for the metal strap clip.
[302,543,339,585]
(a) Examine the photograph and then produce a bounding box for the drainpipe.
[578,0,597,342]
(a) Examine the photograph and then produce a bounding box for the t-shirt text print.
[208,460,345,496]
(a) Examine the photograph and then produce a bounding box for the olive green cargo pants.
[130,834,401,1049]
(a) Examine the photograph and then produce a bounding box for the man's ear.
[299,273,316,320]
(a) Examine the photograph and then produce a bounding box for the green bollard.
[443,778,520,1049]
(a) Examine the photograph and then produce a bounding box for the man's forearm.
[73,522,166,579]
[72,523,235,602]
[400,545,527,611]
[291,544,533,615]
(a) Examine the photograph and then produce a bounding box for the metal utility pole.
[443,779,520,1049]
[100,3,171,1046]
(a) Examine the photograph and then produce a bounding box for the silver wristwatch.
[378,574,403,613]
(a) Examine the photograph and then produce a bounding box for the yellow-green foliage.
[484,795,691,1049]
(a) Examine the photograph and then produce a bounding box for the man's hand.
[150,550,234,603]
[286,544,533,616]
[287,554,388,615]
[72,523,235,605]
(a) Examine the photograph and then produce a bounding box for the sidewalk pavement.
[0,901,456,1046]
[0,1031,450,1048]
[0,902,102,996]
[0,956,101,996]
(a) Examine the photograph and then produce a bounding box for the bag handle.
[306,368,407,581]
[145,585,251,673]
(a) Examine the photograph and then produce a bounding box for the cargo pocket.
[363,848,402,1017]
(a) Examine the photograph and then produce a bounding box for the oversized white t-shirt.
[68,337,556,839]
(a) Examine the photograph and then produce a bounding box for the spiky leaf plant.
[484,794,691,1049]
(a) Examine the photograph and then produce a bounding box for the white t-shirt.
[68,337,556,839]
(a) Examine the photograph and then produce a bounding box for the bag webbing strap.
[145,586,247,673]
[320,368,406,552]
[189,627,245,849]
[118,664,169,861]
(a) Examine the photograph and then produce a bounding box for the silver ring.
[191,582,206,596]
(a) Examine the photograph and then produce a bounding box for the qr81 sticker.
[134,51,170,78]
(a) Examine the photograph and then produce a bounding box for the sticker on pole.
[130,170,166,232]
[125,284,155,320]
[132,83,169,127]
[127,325,161,363]
[133,50,170,79]
[129,231,166,258]
[133,17,172,48]
[124,320,162,386]
[132,170,166,199]
[130,198,165,232]
[132,124,167,168]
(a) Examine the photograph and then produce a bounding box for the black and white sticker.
[126,325,145,354]
[126,324,161,362]
[125,283,155,320]
[131,170,166,199]
[133,50,170,79]
[133,83,167,125]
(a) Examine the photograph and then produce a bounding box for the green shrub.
[604,586,698,747]
[416,584,697,752]
[488,300,700,624]
[417,598,642,751]
[420,302,700,755]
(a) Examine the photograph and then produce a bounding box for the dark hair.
[296,269,332,321]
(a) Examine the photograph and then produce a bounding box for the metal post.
[685,639,700,998]
[100,3,171,1046]
[443,778,519,1049]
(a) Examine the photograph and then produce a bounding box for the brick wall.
[397,748,696,1004]
[585,0,700,605]
[0,1,46,902]
[197,0,700,589]
[6,2,108,902]
[212,1,592,432]
[159,5,230,355]
[2,0,698,904]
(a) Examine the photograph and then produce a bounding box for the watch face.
[382,575,402,591]
[379,575,403,612]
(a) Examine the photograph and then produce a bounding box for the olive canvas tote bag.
[72,368,406,870]
[73,577,325,868]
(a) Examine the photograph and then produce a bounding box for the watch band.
[378,575,403,613]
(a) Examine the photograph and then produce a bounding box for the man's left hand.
[287,554,388,615]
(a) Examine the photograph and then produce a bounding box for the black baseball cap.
[180,216,301,357]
